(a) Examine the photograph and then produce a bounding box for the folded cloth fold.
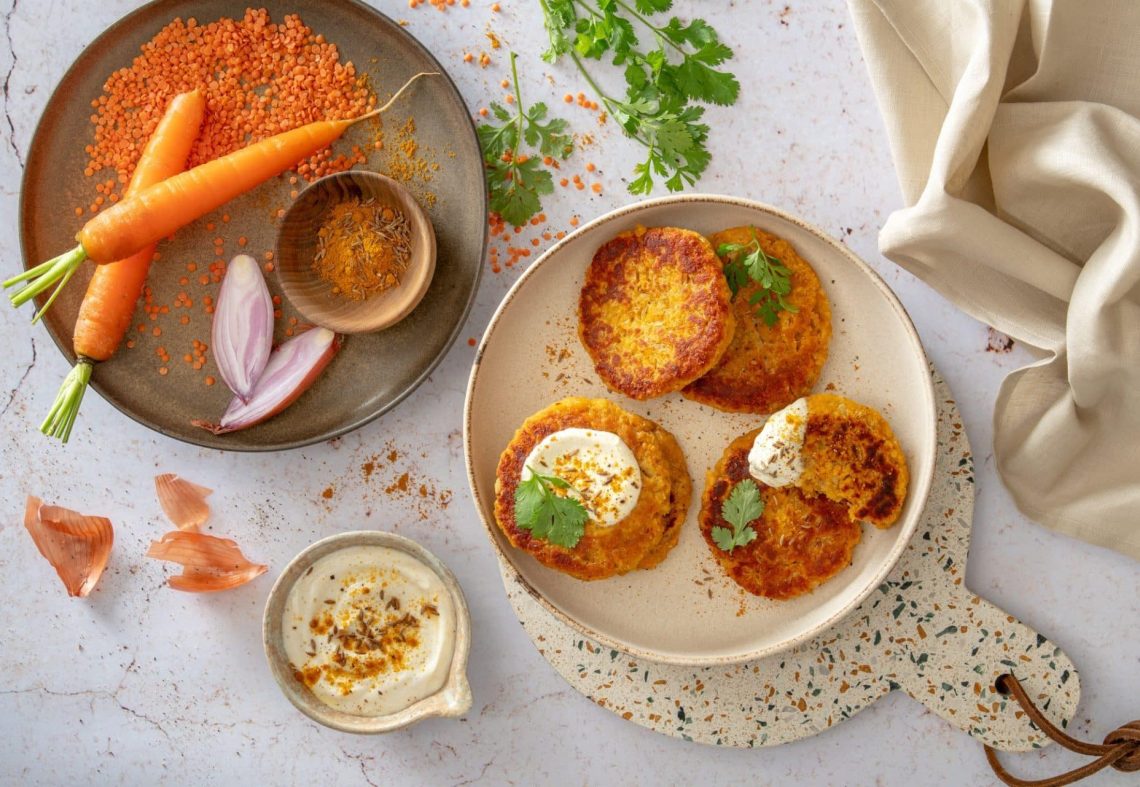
[848,0,1140,560]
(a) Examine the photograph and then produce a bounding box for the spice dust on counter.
[318,442,453,521]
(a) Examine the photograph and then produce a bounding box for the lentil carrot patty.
[494,398,692,581]
[85,8,375,196]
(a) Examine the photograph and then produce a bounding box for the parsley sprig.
[514,466,590,549]
[539,0,738,194]
[712,479,763,553]
[478,51,574,227]
[718,229,798,326]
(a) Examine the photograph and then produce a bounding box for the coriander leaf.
[514,473,548,528]
[717,479,764,553]
[548,494,589,546]
[486,156,553,228]
[629,158,656,195]
[490,102,515,123]
[479,51,573,227]
[514,468,589,549]
[660,17,718,49]
[542,0,577,62]
[711,525,738,553]
[538,0,738,194]
[718,231,799,323]
[671,47,740,105]
[723,478,763,532]
[523,102,574,158]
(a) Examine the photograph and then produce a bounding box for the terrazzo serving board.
[499,370,1079,750]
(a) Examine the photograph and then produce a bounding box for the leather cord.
[985,673,1140,786]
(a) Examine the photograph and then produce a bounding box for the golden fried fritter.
[578,226,735,400]
[699,430,861,600]
[635,421,691,570]
[798,394,909,529]
[683,226,831,413]
[494,398,692,580]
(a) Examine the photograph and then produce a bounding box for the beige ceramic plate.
[464,195,937,666]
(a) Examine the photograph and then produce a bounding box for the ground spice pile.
[85,8,375,199]
[313,198,412,299]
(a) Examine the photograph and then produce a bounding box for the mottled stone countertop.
[1,1,1136,785]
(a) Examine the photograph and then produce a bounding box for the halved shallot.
[193,327,341,435]
[212,254,273,402]
[24,495,114,597]
[146,531,267,593]
[154,473,212,531]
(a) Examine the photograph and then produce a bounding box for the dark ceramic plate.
[19,0,485,451]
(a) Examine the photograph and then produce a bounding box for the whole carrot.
[5,72,436,320]
[40,89,207,442]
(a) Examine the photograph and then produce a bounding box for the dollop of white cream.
[281,546,455,717]
[748,397,809,487]
[522,428,641,526]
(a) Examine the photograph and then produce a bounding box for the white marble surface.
[1,1,1137,785]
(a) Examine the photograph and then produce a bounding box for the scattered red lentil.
[84,9,376,195]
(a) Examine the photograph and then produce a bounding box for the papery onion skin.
[212,254,273,403]
[146,530,267,593]
[24,495,114,598]
[193,327,341,435]
[154,473,212,531]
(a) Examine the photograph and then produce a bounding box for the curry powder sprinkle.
[313,198,412,300]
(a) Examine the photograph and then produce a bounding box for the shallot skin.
[193,327,341,435]
[212,254,273,403]
[24,496,114,598]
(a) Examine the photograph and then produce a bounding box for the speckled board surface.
[502,369,1079,751]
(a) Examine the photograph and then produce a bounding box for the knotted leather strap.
[985,673,1140,786]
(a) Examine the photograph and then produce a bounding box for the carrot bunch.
[9,72,436,442]
[41,89,206,442]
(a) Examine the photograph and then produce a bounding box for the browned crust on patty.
[800,394,909,529]
[683,226,832,413]
[635,421,691,570]
[578,226,735,400]
[494,398,691,580]
[699,430,861,600]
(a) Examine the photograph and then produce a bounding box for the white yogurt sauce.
[282,546,455,717]
[521,428,641,526]
[748,397,809,487]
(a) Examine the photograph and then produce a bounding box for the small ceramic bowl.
[275,172,437,334]
[262,531,472,733]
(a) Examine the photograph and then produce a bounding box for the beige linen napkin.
[847,0,1140,560]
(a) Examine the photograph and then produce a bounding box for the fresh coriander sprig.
[477,51,574,227]
[712,479,763,553]
[514,466,590,549]
[717,229,799,326]
[538,0,738,194]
